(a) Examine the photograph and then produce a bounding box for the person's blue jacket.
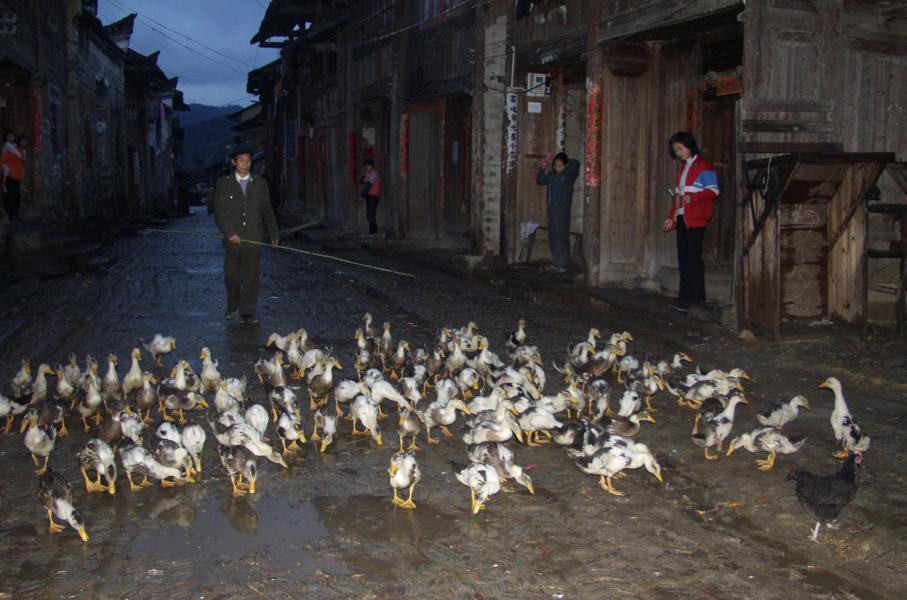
[536,159,580,205]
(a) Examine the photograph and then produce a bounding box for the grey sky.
[97,0,278,108]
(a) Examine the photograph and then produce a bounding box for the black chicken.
[786,451,861,543]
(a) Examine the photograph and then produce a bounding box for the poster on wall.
[505,92,518,174]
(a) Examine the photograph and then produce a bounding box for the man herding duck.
[214,146,280,325]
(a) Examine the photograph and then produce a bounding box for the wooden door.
[700,96,737,266]
[443,97,471,232]
[512,91,558,261]
[407,110,439,238]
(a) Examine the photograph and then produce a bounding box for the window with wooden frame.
[420,0,465,24]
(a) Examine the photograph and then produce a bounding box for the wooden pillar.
[582,31,603,285]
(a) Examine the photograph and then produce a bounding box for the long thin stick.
[144,228,415,278]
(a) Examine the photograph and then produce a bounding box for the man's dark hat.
[230,145,254,158]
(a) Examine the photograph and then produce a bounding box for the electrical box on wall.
[526,73,550,97]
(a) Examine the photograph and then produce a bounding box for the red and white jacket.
[666,155,719,229]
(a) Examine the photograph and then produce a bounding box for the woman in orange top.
[0,134,28,220]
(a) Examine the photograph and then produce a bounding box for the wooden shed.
[740,152,894,338]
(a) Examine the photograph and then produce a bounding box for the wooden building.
[249,0,906,329]
[0,0,185,224]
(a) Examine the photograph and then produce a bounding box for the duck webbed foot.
[397,485,417,509]
[47,510,66,533]
[126,473,144,493]
[34,455,49,476]
[599,475,625,496]
[756,452,776,471]
[231,475,247,497]
[703,447,718,461]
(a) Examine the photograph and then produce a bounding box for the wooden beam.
[597,0,742,42]
[601,42,650,77]
[738,141,843,154]
[741,119,834,134]
[743,98,834,113]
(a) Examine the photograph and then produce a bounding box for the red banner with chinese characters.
[348,132,358,184]
[584,82,602,188]
[400,113,409,179]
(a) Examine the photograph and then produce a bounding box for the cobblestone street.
[0,208,905,599]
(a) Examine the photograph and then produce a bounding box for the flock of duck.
[0,317,871,544]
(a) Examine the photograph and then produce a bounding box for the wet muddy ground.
[1,208,905,599]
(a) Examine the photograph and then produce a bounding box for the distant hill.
[176,103,243,174]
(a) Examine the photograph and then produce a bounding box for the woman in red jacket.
[662,132,719,313]
[0,134,27,220]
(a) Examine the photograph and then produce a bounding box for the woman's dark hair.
[668,131,699,159]
[15,134,28,145]
[553,152,569,166]
[363,158,374,167]
[3,129,14,141]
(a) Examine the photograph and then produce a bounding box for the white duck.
[244,404,270,438]
[100,355,120,410]
[119,445,186,492]
[199,347,222,393]
[276,411,307,453]
[211,422,288,468]
[820,377,870,458]
[334,379,369,416]
[269,385,300,421]
[181,424,207,473]
[388,451,421,509]
[0,391,28,434]
[455,462,501,514]
[517,406,562,446]
[24,412,56,475]
[11,358,32,397]
[370,379,410,413]
[572,439,663,496]
[756,395,811,429]
[349,395,383,445]
[122,348,144,399]
[142,333,176,367]
[215,381,242,413]
[465,442,534,495]
[691,395,748,460]
[420,398,470,444]
[63,354,82,389]
[727,427,807,470]
[77,438,117,494]
[311,408,337,453]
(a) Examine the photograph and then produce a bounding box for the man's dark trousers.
[224,242,261,315]
[547,198,572,269]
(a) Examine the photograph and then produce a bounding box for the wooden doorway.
[406,108,440,238]
[700,93,738,268]
[443,95,471,233]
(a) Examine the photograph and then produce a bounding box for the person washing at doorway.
[662,131,719,313]
[359,158,380,236]
[536,151,580,273]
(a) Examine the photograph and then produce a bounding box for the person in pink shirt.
[359,158,381,235]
